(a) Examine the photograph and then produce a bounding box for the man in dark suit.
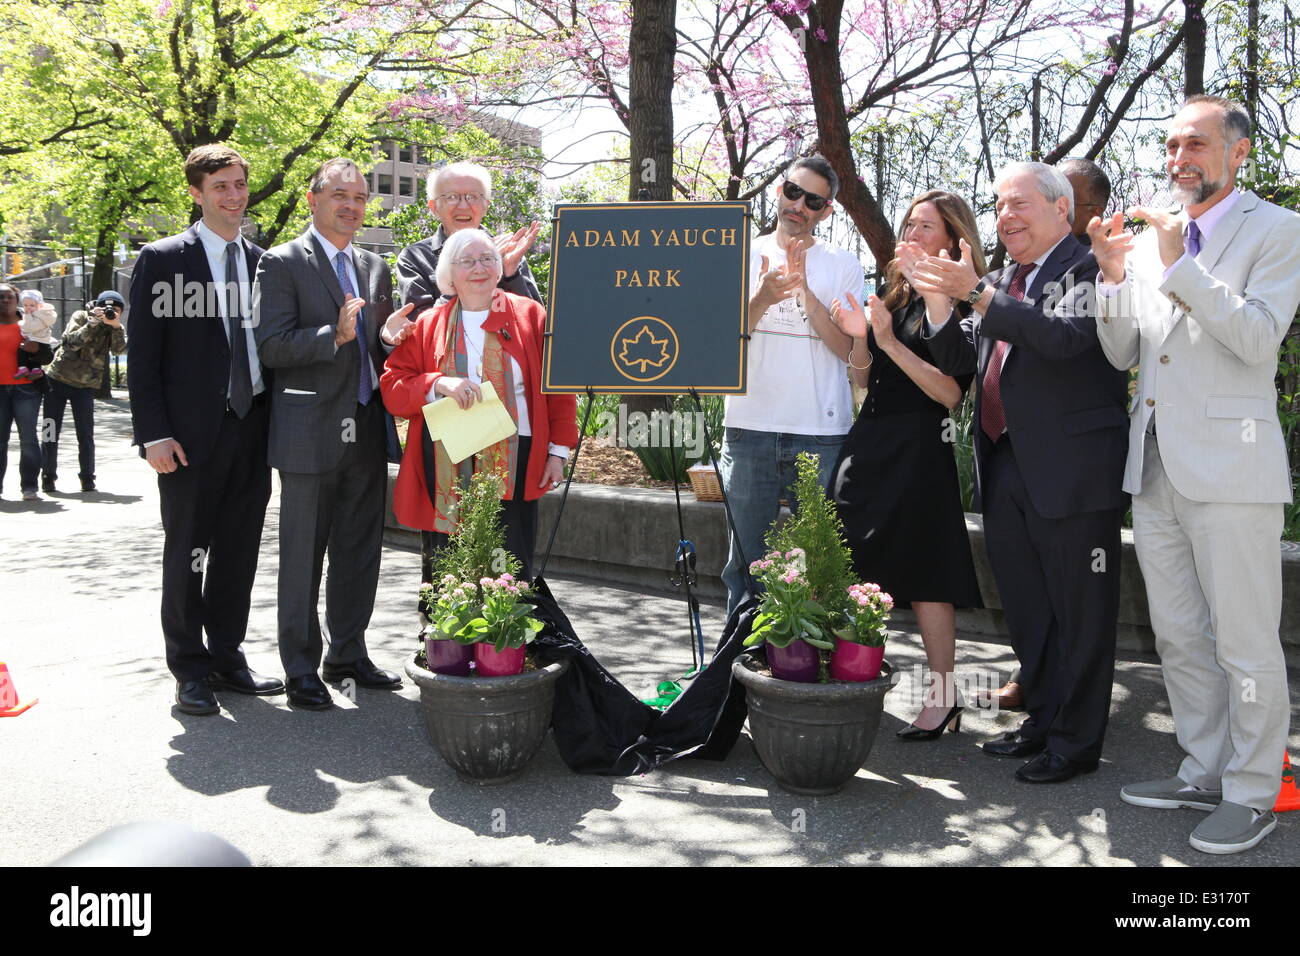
[128,144,284,715]
[982,158,1116,712]
[911,162,1129,783]
[252,158,414,710]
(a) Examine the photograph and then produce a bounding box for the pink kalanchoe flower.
[500,573,514,582]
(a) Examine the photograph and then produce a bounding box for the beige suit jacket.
[1096,190,1300,503]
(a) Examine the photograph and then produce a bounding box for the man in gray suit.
[1091,95,1300,853]
[253,158,414,709]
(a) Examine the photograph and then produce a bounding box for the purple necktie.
[1185,220,1202,258]
[334,250,372,405]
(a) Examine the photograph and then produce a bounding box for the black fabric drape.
[527,577,758,775]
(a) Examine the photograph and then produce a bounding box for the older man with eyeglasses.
[396,161,542,309]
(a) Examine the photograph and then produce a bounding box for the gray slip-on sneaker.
[1121,776,1222,811]
[1189,801,1276,855]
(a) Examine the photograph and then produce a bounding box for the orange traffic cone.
[1275,753,1300,812]
[0,661,37,717]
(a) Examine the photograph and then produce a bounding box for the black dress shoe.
[210,667,285,696]
[982,731,1046,758]
[286,675,334,710]
[175,679,219,715]
[321,656,401,688]
[1015,750,1099,783]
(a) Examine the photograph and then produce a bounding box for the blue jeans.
[0,383,44,494]
[719,427,845,615]
[42,378,96,483]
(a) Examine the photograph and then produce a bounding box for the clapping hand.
[894,240,927,283]
[496,221,542,278]
[755,253,802,312]
[910,238,980,301]
[866,293,895,345]
[1127,205,1185,269]
[832,292,868,338]
[1086,212,1135,284]
[335,296,363,346]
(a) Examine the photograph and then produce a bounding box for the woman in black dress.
[830,191,986,739]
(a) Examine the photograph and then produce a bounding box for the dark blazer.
[127,224,265,467]
[253,230,394,474]
[924,233,1128,519]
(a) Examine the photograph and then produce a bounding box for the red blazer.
[381,292,579,531]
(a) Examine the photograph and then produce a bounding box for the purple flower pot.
[474,643,526,677]
[830,638,884,682]
[766,640,820,683]
[424,637,472,677]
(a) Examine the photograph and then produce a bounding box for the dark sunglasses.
[782,180,830,211]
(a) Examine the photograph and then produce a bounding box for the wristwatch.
[964,279,987,305]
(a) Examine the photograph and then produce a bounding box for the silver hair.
[428,161,493,203]
[996,161,1075,221]
[435,228,501,296]
[19,289,44,304]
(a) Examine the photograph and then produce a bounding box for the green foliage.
[763,452,857,618]
[742,549,834,651]
[426,469,521,587]
[626,395,724,481]
[576,392,621,436]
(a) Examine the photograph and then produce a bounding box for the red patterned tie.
[979,262,1035,443]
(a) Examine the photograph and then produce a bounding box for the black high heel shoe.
[896,704,963,741]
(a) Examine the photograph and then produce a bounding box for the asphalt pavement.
[2,394,1296,867]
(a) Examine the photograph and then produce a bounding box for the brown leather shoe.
[984,680,1023,710]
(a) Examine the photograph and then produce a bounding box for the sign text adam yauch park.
[543,202,751,394]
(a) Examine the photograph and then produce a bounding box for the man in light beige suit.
[1089,95,1300,854]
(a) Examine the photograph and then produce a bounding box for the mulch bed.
[393,418,681,491]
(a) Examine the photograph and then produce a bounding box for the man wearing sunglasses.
[396,161,542,311]
[720,155,865,615]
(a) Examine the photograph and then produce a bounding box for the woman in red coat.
[381,228,578,581]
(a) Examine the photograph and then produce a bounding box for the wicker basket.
[687,464,723,502]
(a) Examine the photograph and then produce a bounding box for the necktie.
[334,250,372,405]
[1185,219,1202,257]
[979,261,1034,444]
[225,242,253,418]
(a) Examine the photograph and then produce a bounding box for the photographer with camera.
[41,289,127,493]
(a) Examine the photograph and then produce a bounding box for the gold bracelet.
[848,345,872,371]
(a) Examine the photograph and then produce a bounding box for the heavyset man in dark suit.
[253,158,415,710]
[128,144,284,715]
[912,162,1129,783]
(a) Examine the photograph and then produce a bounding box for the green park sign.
[543,202,751,394]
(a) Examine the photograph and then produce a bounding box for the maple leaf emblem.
[618,324,671,373]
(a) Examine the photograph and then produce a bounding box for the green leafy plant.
[462,574,544,651]
[742,548,833,650]
[419,468,542,652]
[763,452,857,619]
[835,584,894,647]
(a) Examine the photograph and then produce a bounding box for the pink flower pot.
[766,640,820,683]
[830,638,884,682]
[474,642,526,677]
[425,637,472,677]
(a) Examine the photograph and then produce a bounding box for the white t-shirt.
[724,233,865,435]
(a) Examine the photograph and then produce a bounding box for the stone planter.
[405,658,568,785]
[733,655,894,796]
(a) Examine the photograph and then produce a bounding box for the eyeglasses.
[782,180,830,211]
[437,192,487,206]
[450,254,499,269]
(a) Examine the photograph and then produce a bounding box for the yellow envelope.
[421,380,518,464]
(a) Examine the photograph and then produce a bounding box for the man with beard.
[1090,95,1300,853]
[719,156,864,615]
